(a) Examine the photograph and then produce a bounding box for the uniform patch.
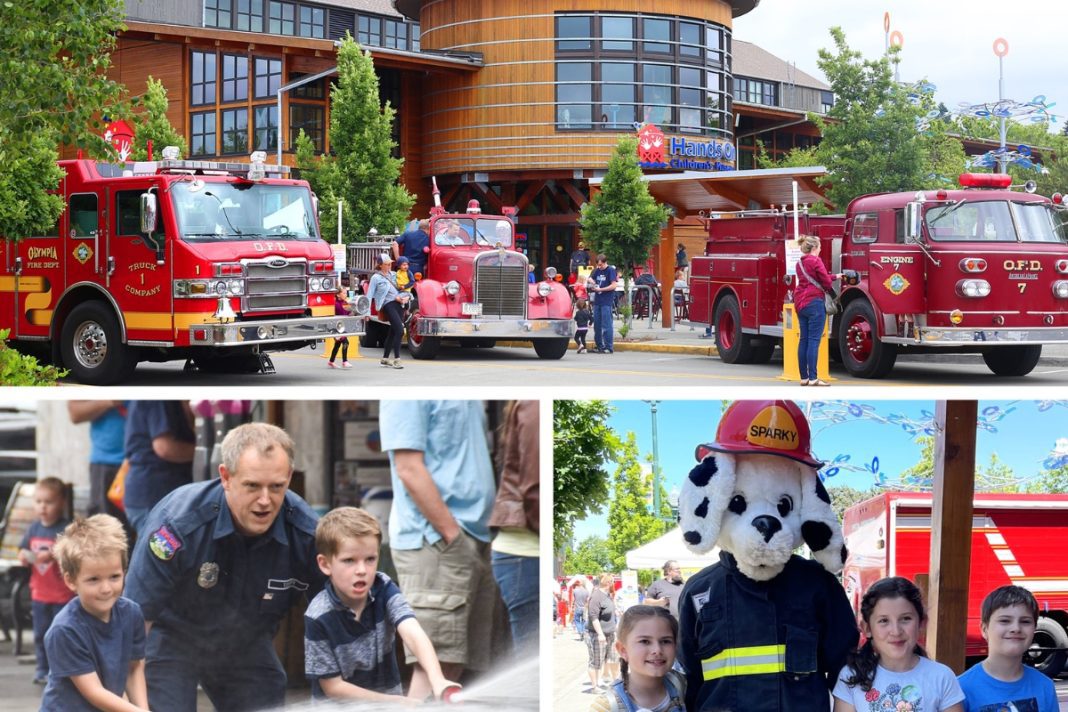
[149,525,182,560]
[197,562,219,588]
[267,578,309,591]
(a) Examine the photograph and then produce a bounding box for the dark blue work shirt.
[590,265,618,306]
[123,401,195,510]
[124,479,324,651]
[395,228,429,277]
[41,596,146,712]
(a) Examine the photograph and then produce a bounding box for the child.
[957,585,1058,712]
[304,507,457,703]
[41,514,147,712]
[590,605,686,712]
[396,256,412,291]
[328,281,352,368]
[833,576,965,712]
[574,298,592,354]
[17,476,75,684]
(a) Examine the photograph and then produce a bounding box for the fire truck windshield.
[171,182,320,242]
[925,200,1067,244]
[432,218,514,247]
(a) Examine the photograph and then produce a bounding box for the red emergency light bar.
[959,173,1012,189]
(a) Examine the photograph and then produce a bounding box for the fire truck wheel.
[1029,617,1067,677]
[533,338,569,360]
[838,299,897,379]
[981,345,1042,377]
[406,317,441,360]
[60,302,137,385]
[713,294,755,364]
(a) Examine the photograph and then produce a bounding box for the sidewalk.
[553,625,604,712]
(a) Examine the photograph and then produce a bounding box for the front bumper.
[188,315,366,346]
[413,317,574,339]
[885,326,1068,347]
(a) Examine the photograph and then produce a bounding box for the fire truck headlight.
[444,280,461,296]
[352,295,371,315]
[321,276,335,292]
[228,280,245,295]
[1053,280,1068,299]
[537,282,553,297]
[309,277,323,292]
[956,279,991,298]
[213,280,230,296]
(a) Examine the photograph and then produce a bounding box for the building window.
[679,22,702,58]
[384,19,407,49]
[191,111,216,156]
[204,0,232,29]
[290,73,324,99]
[221,54,249,103]
[236,0,263,32]
[299,6,324,38]
[556,15,591,51]
[254,105,278,151]
[734,77,778,107]
[601,62,635,129]
[642,63,672,126]
[412,22,420,51]
[358,14,381,46]
[556,62,592,129]
[601,16,634,52]
[268,1,294,35]
[642,17,671,54]
[220,108,249,155]
[254,57,282,99]
[191,51,217,106]
[821,90,834,113]
[291,104,324,152]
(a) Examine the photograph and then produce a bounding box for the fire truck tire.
[60,302,137,385]
[713,294,755,364]
[359,321,386,349]
[981,345,1042,377]
[1030,617,1067,677]
[406,316,441,360]
[838,299,897,379]
[533,338,569,360]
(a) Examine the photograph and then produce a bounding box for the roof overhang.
[394,0,759,20]
[589,166,830,218]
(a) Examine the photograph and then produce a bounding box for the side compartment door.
[107,187,173,342]
[14,226,63,339]
[688,257,712,324]
[867,246,926,314]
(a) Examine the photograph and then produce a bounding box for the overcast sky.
[733,0,1063,131]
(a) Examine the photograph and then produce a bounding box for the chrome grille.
[246,293,305,310]
[243,258,308,313]
[475,253,527,318]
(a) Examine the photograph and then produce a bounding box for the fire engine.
[842,492,1068,676]
[689,173,1068,378]
[348,197,574,360]
[0,149,367,385]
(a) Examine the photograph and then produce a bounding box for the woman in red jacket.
[794,235,840,386]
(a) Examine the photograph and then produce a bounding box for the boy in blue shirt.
[304,507,457,703]
[958,585,1058,712]
[42,514,147,712]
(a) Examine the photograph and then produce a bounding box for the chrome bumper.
[885,326,1068,347]
[414,317,574,339]
[188,315,366,346]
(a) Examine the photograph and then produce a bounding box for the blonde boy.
[42,515,147,712]
[304,507,457,703]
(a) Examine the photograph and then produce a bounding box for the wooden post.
[926,400,977,674]
[658,218,675,327]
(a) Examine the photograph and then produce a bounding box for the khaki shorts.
[391,530,508,670]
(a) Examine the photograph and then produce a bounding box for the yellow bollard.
[322,337,335,359]
[780,303,832,382]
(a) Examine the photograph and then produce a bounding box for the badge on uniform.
[148,525,182,561]
[197,562,219,589]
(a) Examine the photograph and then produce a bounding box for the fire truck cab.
[0,151,367,384]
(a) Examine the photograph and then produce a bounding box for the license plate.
[462,302,482,316]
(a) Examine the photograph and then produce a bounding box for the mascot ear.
[800,471,847,574]
[679,452,736,554]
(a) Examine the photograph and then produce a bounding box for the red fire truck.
[0,151,366,384]
[689,174,1068,378]
[842,492,1068,676]
[349,199,574,359]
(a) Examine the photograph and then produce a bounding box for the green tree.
[826,484,878,523]
[886,435,1022,492]
[131,77,187,161]
[1026,463,1068,493]
[0,0,129,240]
[321,35,414,241]
[606,433,670,571]
[579,136,669,336]
[975,452,1020,492]
[295,128,341,240]
[563,536,613,576]
[553,400,616,552]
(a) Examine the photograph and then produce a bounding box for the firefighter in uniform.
[676,401,859,712]
[124,422,324,712]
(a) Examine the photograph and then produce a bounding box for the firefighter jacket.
[678,551,858,712]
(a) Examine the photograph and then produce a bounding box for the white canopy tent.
[625,527,720,571]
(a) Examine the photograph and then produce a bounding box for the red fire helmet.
[694,400,823,469]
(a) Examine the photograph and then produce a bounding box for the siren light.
[958,173,1012,189]
[466,199,481,214]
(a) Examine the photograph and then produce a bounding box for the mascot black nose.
[752,515,782,543]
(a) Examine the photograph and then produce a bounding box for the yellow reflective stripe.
[701,644,786,681]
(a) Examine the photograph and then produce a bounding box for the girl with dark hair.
[833,576,965,712]
[590,605,685,712]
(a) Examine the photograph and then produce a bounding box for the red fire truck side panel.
[866,246,927,314]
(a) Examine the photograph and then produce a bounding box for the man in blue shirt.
[379,400,509,699]
[68,401,127,519]
[124,422,324,712]
[393,219,430,279]
[123,401,195,534]
[588,253,618,353]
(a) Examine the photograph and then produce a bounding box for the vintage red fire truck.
[842,492,1068,676]
[0,150,366,385]
[349,199,574,359]
[689,173,1068,378]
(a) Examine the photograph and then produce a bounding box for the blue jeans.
[573,607,586,637]
[491,551,539,653]
[32,601,64,679]
[797,299,826,381]
[592,303,614,351]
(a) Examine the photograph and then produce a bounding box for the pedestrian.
[393,218,430,279]
[124,422,325,711]
[794,235,840,387]
[675,243,688,274]
[589,605,686,712]
[833,577,965,712]
[572,578,589,639]
[67,401,127,521]
[573,297,592,353]
[570,240,590,275]
[368,252,407,369]
[644,560,684,621]
[528,264,537,284]
[586,572,618,692]
[588,254,618,354]
[122,401,195,535]
[17,476,75,684]
[327,281,353,369]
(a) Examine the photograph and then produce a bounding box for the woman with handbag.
[794,235,841,386]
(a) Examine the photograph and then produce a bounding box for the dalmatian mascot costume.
[677,400,859,712]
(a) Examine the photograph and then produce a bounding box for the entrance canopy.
[590,166,831,219]
[625,527,720,571]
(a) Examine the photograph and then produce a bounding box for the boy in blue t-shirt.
[41,514,147,712]
[304,507,457,703]
[958,585,1059,712]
